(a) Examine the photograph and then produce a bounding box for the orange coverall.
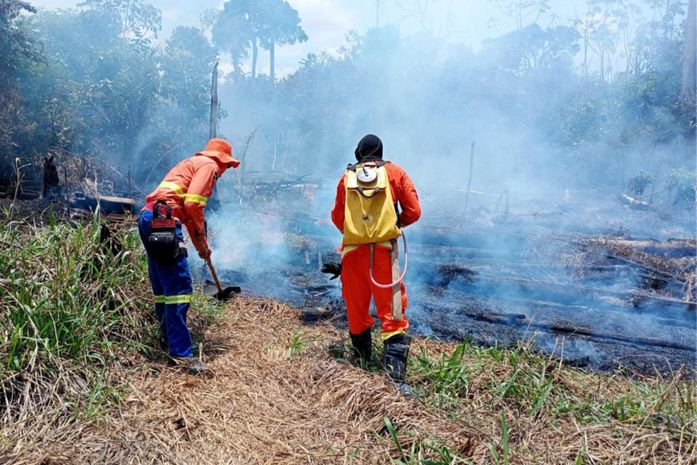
[331,162,421,339]
[146,147,236,255]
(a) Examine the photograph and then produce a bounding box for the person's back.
[326,134,421,395]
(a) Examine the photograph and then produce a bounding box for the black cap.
[355,134,383,162]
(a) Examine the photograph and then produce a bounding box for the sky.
[29,0,587,76]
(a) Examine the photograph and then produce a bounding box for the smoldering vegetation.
[0,0,695,377]
[207,1,696,376]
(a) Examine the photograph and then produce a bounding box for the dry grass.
[1,298,481,464]
[2,294,694,465]
[412,336,696,464]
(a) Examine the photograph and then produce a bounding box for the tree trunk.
[270,42,275,82]
[681,0,696,105]
[583,30,588,78]
[251,38,258,79]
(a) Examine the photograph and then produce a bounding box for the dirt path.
[12,298,478,465]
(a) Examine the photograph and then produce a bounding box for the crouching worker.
[139,138,240,374]
[324,134,421,395]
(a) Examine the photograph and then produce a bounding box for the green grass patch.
[0,214,225,421]
[408,339,696,448]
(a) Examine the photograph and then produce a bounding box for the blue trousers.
[138,209,194,357]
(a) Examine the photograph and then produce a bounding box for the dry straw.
[3,295,695,464]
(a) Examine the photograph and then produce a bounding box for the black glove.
[321,262,342,280]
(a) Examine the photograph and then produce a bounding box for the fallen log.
[467,273,695,311]
[599,238,697,258]
[487,294,693,329]
[548,323,696,353]
[71,193,136,215]
[431,314,696,353]
[620,192,650,210]
[574,238,690,284]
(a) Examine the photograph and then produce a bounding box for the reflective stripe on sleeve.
[158,181,185,196]
[165,294,192,305]
[158,181,208,206]
[154,295,166,304]
[183,193,208,205]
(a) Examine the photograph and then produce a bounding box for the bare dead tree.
[236,128,259,205]
[374,0,388,29]
[681,0,696,107]
[209,60,220,139]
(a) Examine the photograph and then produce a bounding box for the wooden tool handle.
[206,257,224,293]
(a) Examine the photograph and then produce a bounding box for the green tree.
[212,0,255,76]
[78,0,161,41]
[579,0,629,81]
[159,26,218,152]
[163,26,217,115]
[0,0,43,170]
[0,0,41,82]
[32,6,162,174]
[483,24,580,79]
[213,0,306,80]
[257,0,307,81]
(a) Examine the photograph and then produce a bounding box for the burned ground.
[210,194,696,378]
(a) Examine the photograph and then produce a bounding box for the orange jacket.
[146,152,227,253]
[331,161,421,234]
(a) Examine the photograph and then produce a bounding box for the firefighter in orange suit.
[325,134,421,392]
[138,138,239,374]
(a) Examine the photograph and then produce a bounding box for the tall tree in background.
[257,0,307,81]
[214,0,306,80]
[374,0,388,28]
[581,0,629,81]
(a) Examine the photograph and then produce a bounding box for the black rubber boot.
[350,328,373,366]
[384,334,413,396]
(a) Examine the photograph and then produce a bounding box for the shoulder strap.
[346,160,386,171]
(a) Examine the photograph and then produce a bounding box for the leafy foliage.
[0,0,693,199]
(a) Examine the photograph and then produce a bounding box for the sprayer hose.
[369,233,408,289]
